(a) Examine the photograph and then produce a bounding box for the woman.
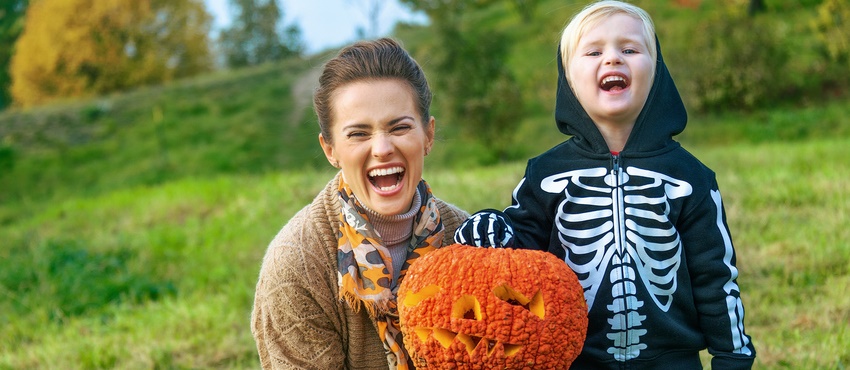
[251,38,469,370]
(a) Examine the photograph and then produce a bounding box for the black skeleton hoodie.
[502,41,756,369]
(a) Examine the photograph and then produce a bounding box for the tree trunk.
[748,0,766,16]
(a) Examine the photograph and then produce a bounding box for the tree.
[219,0,303,68]
[0,0,28,110]
[347,0,384,38]
[748,0,765,16]
[812,0,850,65]
[10,0,213,107]
[400,0,524,161]
[511,0,539,23]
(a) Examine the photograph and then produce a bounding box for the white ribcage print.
[541,166,693,361]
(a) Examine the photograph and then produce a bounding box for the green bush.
[812,0,850,65]
[0,143,14,174]
[810,0,850,95]
[427,26,524,162]
[672,5,790,112]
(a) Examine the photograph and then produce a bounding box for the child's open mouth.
[368,166,405,192]
[600,74,629,92]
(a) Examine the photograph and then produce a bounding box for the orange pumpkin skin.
[398,244,588,369]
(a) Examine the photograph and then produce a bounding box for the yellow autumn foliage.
[812,0,850,65]
[10,0,212,107]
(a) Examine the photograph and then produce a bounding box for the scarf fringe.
[341,290,394,320]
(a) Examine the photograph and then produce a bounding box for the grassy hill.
[1,0,849,368]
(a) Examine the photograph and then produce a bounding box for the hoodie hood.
[555,37,687,155]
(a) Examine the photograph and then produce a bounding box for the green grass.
[1,136,848,368]
[692,138,850,369]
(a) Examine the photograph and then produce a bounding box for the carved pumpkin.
[398,244,587,369]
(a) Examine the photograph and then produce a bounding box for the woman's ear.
[319,133,338,167]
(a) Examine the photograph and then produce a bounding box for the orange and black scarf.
[337,178,444,369]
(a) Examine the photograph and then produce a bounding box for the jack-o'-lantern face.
[398,244,587,369]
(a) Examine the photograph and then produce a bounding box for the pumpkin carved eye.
[493,284,545,319]
[402,284,441,307]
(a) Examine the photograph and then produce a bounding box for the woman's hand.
[453,209,515,248]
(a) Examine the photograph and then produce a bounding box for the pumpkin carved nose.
[453,295,482,320]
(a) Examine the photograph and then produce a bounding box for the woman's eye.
[392,124,413,133]
[347,131,368,138]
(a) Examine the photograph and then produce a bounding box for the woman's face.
[320,79,434,216]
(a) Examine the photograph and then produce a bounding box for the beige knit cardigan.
[251,173,469,369]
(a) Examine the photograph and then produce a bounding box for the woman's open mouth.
[368,166,405,192]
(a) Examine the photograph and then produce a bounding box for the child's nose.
[604,54,624,65]
[603,49,624,65]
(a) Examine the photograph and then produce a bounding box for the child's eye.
[623,48,638,54]
[587,51,601,57]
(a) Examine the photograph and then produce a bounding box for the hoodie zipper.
[610,153,632,363]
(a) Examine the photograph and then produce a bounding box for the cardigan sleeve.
[251,210,346,370]
[436,200,471,246]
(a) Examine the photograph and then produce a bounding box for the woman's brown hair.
[313,38,432,143]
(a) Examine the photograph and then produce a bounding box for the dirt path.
[289,67,322,127]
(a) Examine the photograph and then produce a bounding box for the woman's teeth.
[368,167,404,191]
[368,167,404,177]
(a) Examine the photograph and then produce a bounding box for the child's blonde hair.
[560,1,657,81]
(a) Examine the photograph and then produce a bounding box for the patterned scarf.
[337,177,444,369]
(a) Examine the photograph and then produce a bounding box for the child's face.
[568,13,655,129]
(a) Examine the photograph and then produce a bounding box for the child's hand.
[453,209,515,248]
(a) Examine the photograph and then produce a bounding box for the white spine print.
[542,166,693,361]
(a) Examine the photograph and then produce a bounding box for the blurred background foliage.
[1,0,304,108]
[0,0,847,247]
[0,0,846,113]
[9,0,213,107]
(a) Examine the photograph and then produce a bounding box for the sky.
[204,0,428,54]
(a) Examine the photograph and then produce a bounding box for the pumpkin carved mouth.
[404,285,542,356]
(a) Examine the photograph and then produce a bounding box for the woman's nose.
[372,134,394,158]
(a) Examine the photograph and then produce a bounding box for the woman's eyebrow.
[387,116,415,126]
[341,122,372,131]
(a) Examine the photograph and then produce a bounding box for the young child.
[454,1,757,368]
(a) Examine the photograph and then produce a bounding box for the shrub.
[811,0,850,66]
[0,144,14,174]
[672,5,790,112]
